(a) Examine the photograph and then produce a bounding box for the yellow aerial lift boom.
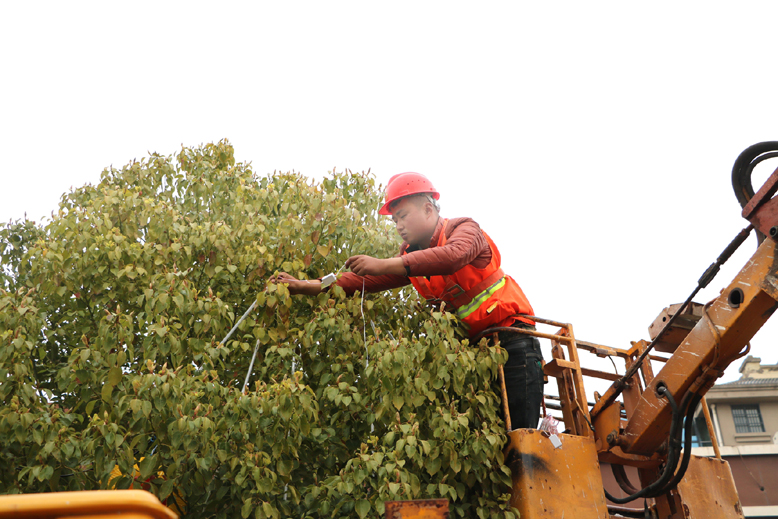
[500,141,778,518]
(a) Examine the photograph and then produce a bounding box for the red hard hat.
[378,172,440,215]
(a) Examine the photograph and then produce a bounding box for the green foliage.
[0,140,517,518]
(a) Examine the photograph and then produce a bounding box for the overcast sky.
[2,2,777,396]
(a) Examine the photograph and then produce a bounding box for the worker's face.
[390,196,438,248]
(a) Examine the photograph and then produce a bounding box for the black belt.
[495,322,536,345]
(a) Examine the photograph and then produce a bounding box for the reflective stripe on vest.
[455,275,506,320]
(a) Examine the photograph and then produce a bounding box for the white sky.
[2,2,777,397]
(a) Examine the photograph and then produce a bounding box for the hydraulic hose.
[731,141,778,245]
[611,463,640,496]
[604,389,700,504]
[604,386,683,504]
[731,142,778,208]
[655,392,703,494]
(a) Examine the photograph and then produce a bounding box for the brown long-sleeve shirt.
[337,217,492,294]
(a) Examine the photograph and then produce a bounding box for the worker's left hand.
[345,255,386,276]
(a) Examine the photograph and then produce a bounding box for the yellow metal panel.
[67,515,153,519]
[676,456,744,519]
[504,429,609,519]
[384,499,449,518]
[0,490,178,519]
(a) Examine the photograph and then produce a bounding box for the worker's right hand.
[268,272,320,296]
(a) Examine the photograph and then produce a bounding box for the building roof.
[717,377,778,387]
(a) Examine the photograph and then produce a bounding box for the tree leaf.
[355,499,370,519]
[139,455,156,480]
[101,383,113,402]
[426,456,442,476]
[107,367,122,386]
[277,459,293,477]
[241,498,253,519]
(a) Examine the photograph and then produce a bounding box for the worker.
[270,172,543,429]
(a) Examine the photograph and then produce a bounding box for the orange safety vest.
[404,219,535,337]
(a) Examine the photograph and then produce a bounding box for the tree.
[0,140,516,518]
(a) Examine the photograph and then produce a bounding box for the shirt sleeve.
[401,218,490,277]
[335,271,411,295]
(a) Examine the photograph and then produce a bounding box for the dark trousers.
[496,330,544,429]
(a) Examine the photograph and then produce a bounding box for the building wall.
[710,399,778,446]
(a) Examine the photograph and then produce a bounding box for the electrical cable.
[735,445,766,492]
[609,356,620,375]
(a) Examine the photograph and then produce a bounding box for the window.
[691,415,712,447]
[731,404,765,433]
